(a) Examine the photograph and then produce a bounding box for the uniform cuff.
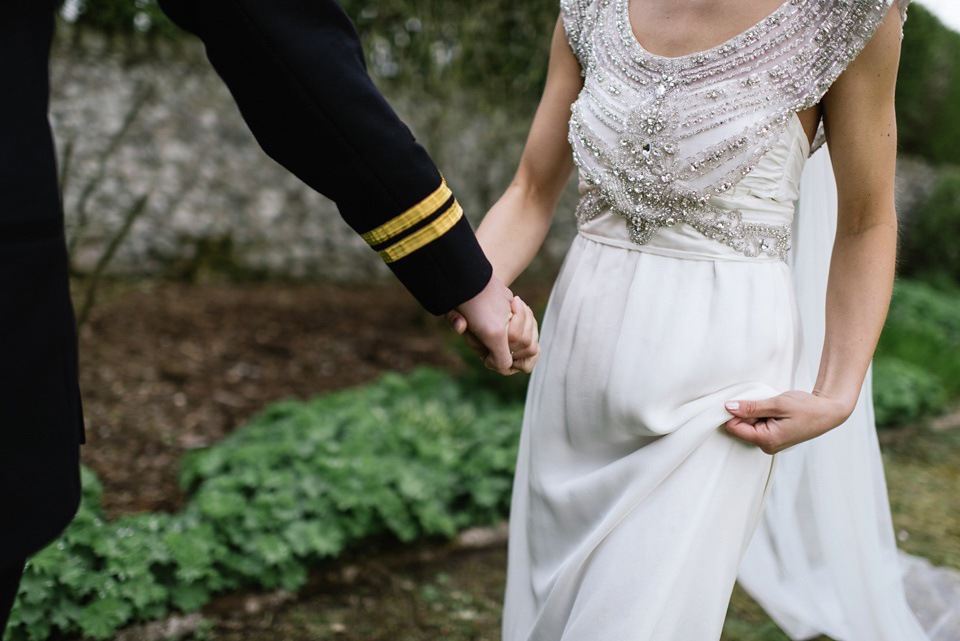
[384,215,493,315]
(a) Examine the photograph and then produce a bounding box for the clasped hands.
[445,275,541,376]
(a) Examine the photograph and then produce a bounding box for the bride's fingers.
[510,319,539,359]
[512,325,541,373]
[520,319,541,361]
[511,353,539,374]
[725,417,764,443]
[508,355,541,376]
[506,298,528,344]
[509,303,541,358]
[461,297,540,375]
[725,417,786,454]
[724,396,788,420]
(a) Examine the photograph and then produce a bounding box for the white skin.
[468,0,903,451]
[446,274,540,376]
[452,281,540,375]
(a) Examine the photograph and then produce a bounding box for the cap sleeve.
[810,0,910,153]
[897,0,911,28]
[559,0,597,71]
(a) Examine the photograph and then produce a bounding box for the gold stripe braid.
[361,179,452,246]
[377,201,463,263]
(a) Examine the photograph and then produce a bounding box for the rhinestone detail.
[559,0,907,260]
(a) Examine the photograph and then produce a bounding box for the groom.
[0,0,537,630]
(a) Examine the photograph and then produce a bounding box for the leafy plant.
[872,357,948,427]
[5,369,522,641]
[876,279,960,395]
[898,169,960,284]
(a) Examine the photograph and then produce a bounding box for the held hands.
[723,390,854,454]
[446,276,541,376]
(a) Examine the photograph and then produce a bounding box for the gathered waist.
[577,207,792,263]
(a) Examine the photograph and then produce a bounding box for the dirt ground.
[74,281,956,641]
[77,280,523,517]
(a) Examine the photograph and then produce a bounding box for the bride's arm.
[724,4,902,453]
[814,6,902,417]
[445,16,583,370]
[475,17,585,286]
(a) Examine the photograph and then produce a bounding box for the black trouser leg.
[0,0,85,569]
[0,560,25,634]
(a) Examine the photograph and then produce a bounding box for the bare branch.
[76,192,150,327]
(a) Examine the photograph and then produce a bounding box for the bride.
[455,0,937,638]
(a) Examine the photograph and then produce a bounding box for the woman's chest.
[627,0,791,59]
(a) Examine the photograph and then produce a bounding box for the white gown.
[501,0,934,639]
[504,115,809,641]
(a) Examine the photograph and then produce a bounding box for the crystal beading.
[560,0,909,260]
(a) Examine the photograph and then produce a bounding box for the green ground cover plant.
[875,278,960,391]
[7,280,958,640]
[872,278,960,426]
[5,369,522,641]
[872,358,948,427]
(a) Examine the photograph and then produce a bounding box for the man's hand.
[446,277,541,375]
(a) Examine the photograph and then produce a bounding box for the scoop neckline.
[620,0,796,64]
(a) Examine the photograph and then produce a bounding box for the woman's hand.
[723,391,854,454]
[447,296,541,375]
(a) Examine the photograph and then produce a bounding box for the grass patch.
[881,426,960,570]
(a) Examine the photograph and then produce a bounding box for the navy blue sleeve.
[158,0,493,314]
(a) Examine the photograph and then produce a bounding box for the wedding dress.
[499,1,942,640]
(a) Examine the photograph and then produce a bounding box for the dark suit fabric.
[0,561,25,632]
[158,0,493,314]
[0,0,493,599]
[0,0,84,571]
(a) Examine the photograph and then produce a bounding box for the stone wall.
[50,33,936,284]
[51,34,580,284]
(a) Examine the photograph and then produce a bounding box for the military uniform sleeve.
[157,0,492,315]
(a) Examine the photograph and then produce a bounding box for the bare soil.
[74,281,956,641]
[77,281,482,517]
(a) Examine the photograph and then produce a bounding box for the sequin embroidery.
[560,0,909,259]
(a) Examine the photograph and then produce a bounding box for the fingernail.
[725,402,739,411]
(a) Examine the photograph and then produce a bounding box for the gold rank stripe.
[361,179,453,246]
[378,201,463,263]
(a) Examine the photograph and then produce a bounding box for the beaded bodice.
[561,0,909,259]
